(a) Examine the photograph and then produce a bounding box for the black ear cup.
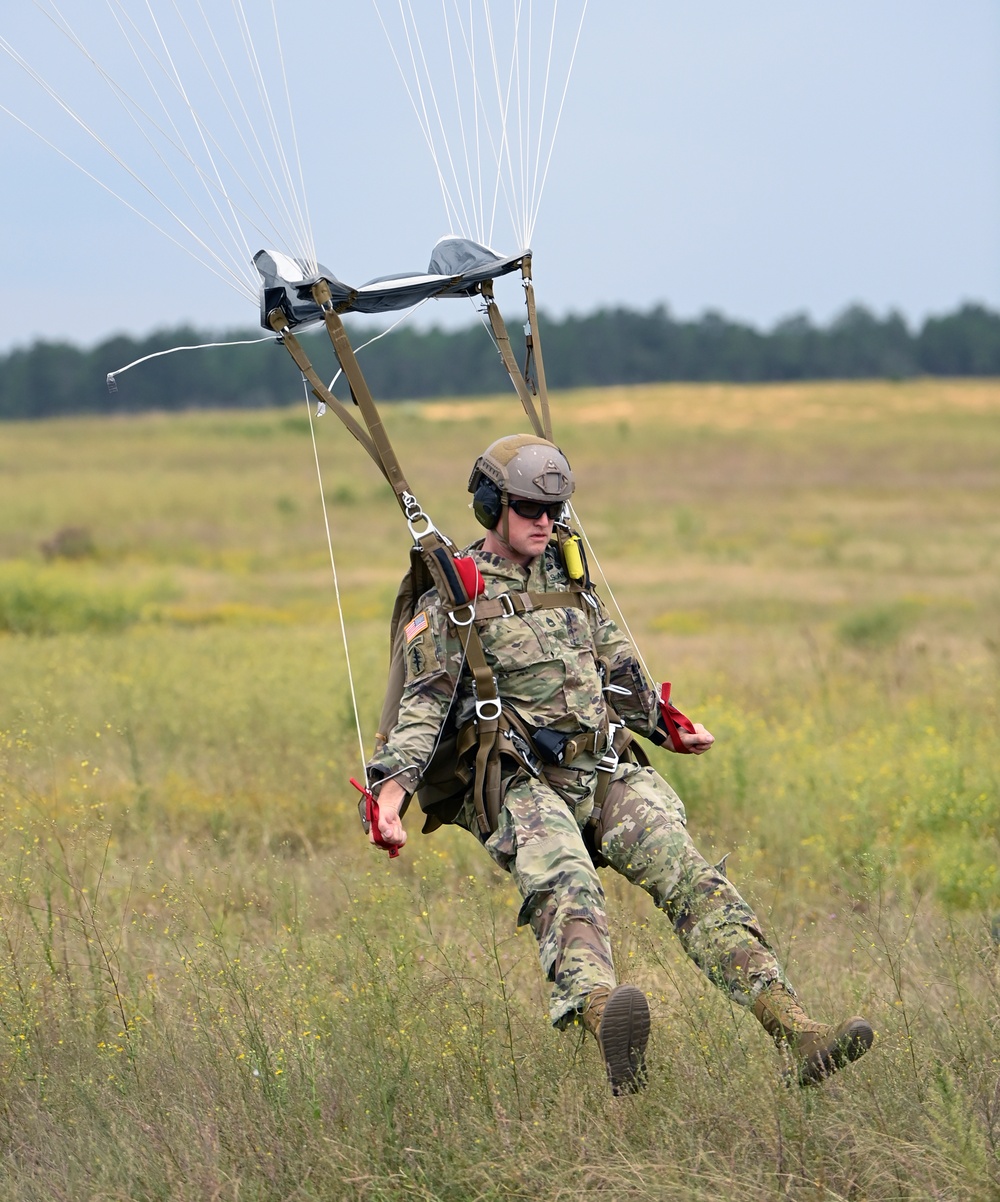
[472,477,503,529]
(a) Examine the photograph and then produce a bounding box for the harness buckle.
[506,728,541,776]
[497,593,516,617]
[402,490,441,542]
[475,697,502,721]
[596,722,622,773]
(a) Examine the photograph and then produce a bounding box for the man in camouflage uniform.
[368,434,874,1094]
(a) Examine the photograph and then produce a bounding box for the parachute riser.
[521,267,553,443]
[273,282,447,548]
[478,257,552,443]
[478,279,544,440]
[267,307,384,474]
[309,279,416,515]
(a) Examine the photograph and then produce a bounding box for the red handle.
[350,777,400,858]
[658,683,697,753]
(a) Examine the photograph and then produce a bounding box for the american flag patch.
[404,611,428,642]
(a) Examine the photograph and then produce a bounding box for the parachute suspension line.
[132,0,257,279]
[479,0,524,248]
[373,1,471,238]
[102,0,266,282]
[11,2,316,293]
[526,0,587,246]
[440,0,483,244]
[8,7,255,297]
[266,0,316,272]
[569,503,655,687]
[159,0,314,268]
[514,0,529,249]
[225,0,315,268]
[103,0,289,285]
[0,84,254,302]
[526,0,558,246]
[301,373,370,782]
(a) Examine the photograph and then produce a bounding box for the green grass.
[1,379,999,1199]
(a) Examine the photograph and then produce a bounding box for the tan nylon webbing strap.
[451,618,500,836]
[521,266,552,442]
[267,311,384,473]
[473,589,589,621]
[480,280,545,438]
[311,282,412,509]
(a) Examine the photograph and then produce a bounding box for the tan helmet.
[468,434,574,529]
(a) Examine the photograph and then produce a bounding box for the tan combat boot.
[581,983,650,1095]
[753,983,874,1086]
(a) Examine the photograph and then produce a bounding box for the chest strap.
[473,589,589,622]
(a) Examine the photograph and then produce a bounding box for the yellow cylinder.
[563,534,585,581]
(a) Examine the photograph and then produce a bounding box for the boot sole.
[599,984,650,1095]
[797,1017,875,1087]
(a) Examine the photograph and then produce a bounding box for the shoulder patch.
[404,611,429,642]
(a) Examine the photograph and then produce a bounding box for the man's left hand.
[676,722,714,754]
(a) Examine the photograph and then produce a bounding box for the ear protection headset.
[471,475,504,529]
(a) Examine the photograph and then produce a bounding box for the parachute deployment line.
[301,373,369,781]
[105,333,276,392]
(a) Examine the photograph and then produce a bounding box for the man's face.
[500,496,563,563]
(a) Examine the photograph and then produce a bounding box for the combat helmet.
[468,434,575,529]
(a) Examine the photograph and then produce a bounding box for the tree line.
[1,301,998,419]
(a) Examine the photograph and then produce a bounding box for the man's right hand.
[371,779,408,851]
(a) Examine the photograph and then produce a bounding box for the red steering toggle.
[658,683,697,754]
[350,777,401,858]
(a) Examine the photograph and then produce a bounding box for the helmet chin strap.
[499,499,510,547]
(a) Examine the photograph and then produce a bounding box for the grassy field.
[0,379,998,1200]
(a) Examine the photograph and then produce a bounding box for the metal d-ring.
[449,603,476,628]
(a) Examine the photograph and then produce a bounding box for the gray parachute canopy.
[255,236,525,330]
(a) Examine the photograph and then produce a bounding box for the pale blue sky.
[1,2,997,351]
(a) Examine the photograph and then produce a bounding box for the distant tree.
[1,300,997,419]
[917,303,1000,375]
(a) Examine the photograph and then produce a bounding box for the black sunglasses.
[508,498,565,521]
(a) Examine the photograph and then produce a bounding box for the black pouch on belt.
[533,727,572,766]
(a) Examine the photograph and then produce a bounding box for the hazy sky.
[1,2,997,352]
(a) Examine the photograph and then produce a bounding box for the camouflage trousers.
[478,759,791,1027]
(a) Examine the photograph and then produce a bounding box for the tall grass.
[1,380,998,1199]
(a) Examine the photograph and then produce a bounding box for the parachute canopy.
[255,236,526,329]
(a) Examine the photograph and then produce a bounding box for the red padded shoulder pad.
[454,555,486,600]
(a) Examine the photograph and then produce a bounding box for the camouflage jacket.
[367,539,664,798]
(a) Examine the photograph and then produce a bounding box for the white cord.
[302,374,370,779]
[325,297,431,393]
[106,334,275,390]
[569,501,656,688]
